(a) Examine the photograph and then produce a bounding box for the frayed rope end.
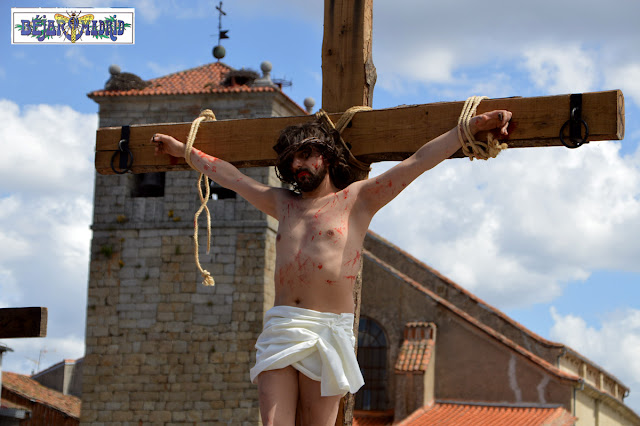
[201,271,215,287]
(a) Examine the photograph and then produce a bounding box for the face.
[291,146,328,192]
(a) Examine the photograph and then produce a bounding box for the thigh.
[297,372,342,426]
[257,366,299,426]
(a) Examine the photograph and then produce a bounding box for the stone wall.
[81,90,300,424]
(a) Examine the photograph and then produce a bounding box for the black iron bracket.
[110,125,134,174]
[559,93,590,149]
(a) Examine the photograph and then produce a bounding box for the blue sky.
[2,0,640,415]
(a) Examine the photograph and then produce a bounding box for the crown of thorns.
[273,136,340,184]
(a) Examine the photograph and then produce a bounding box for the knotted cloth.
[250,306,365,397]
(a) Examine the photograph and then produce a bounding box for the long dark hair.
[273,121,355,191]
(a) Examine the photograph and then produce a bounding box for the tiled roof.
[397,401,576,426]
[363,249,581,384]
[1,371,80,419]
[353,410,394,426]
[88,62,279,98]
[395,322,436,373]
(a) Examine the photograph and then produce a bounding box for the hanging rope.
[314,107,372,173]
[184,109,217,287]
[457,96,508,160]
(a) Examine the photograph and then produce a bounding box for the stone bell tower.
[81,61,307,424]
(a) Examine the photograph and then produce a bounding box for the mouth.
[296,171,310,179]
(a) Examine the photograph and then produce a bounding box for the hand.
[152,134,185,158]
[470,110,512,136]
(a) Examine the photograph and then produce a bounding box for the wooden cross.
[92,1,624,424]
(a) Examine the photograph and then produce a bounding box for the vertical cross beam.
[322,0,376,114]
[322,1,375,424]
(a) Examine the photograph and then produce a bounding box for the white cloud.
[550,307,640,411]
[0,268,21,309]
[606,63,640,108]
[0,99,95,375]
[522,46,598,94]
[0,100,97,196]
[370,139,640,309]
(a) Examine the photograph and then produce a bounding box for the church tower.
[81,62,306,424]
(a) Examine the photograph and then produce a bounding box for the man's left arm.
[353,110,512,215]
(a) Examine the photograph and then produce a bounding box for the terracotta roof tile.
[395,322,436,373]
[1,371,80,419]
[353,410,394,426]
[88,62,278,98]
[397,401,576,426]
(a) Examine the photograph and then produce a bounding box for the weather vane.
[212,1,229,60]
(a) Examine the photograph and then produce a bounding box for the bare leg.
[297,372,342,426]
[257,366,299,426]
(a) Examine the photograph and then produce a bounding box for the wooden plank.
[322,0,376,113]
[95,90,624,175]
[322,1,376,424]
[0,307,48,339]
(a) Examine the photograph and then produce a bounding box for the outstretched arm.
[152,134,284,218]
[354,110,512,215]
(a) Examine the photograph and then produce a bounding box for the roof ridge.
[365,230,565,349]
[147,61,233,82]
[363,249,581,383]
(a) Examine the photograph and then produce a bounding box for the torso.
[273,186,370,314]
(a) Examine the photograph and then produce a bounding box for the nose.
[291,156,303,170]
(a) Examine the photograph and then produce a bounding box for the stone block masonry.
[82,86,300,424]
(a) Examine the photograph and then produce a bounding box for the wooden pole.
[321,0,375,424]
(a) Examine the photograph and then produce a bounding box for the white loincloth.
[250,305,365,397]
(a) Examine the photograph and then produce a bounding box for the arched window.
[356,316,388,410]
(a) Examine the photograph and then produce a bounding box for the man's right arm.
[152,134,283,218]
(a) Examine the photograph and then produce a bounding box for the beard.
[294,164,328,192]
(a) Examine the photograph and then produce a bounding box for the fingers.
[494,110,511,136]
[152,133,163,156]
[502,110,512,135]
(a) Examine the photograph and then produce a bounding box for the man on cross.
[152,107,511,425]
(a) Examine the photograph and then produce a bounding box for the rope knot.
[458,96,508,161]
[199,109,216,121]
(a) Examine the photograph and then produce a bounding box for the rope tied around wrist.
[458,96,508,160]
[184,109,217,286]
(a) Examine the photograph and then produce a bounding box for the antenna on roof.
[212,1,228,61]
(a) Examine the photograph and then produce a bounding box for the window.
[356,317,388,410]
[132,172,165,197]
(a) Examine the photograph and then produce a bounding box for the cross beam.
[0,307,48,339]
[94,90,625,175]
